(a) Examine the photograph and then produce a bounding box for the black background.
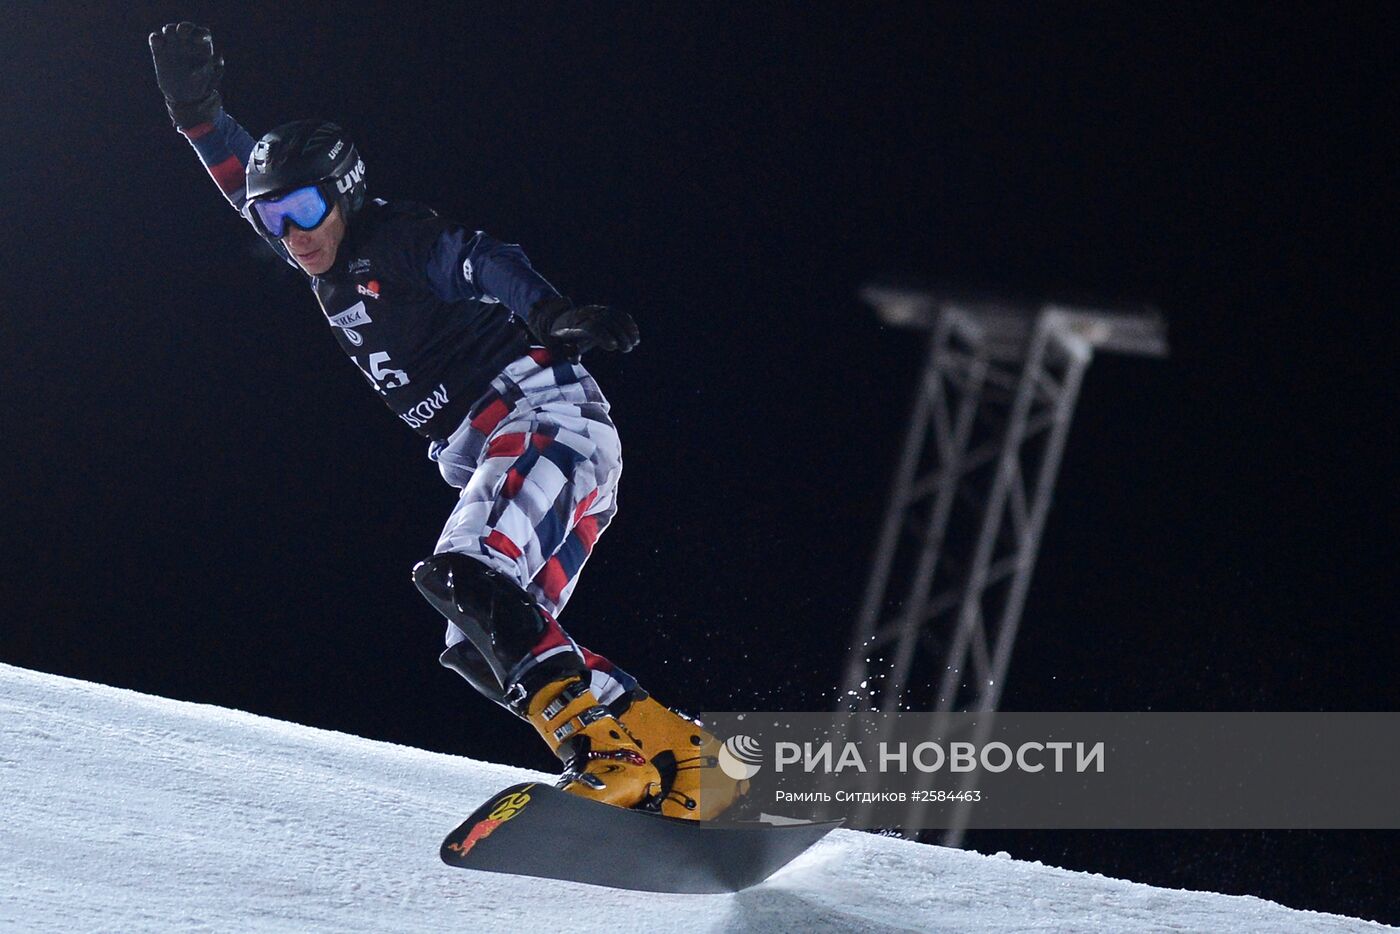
[2,2,1395,925]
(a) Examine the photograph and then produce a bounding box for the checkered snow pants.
[429,348,637,706]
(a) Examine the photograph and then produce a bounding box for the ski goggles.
[248,183,334,238]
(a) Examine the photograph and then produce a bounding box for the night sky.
[3,2,1395,924]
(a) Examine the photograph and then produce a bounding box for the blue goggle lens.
[251,185,331,237]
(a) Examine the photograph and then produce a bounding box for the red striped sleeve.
[207,154,244,194]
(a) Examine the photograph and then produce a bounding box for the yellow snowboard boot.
[617,694,749,820]
[524,674,661,809]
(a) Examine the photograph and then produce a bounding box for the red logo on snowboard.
[445,789,533,857]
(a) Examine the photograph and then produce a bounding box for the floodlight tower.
[837,286,1167,844]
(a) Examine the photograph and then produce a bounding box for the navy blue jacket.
[178,109,559,439]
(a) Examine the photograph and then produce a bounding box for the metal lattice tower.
[837,286,1167,843]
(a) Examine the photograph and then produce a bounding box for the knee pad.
[438,642,511,710]
[414,552,574,694]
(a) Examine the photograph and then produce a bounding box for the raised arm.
[149,23,293,266]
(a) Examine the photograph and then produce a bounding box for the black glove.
[528,297,640,360]
[149,22,224,129]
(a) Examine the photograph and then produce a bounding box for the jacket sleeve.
[424,227,562,322]
[177,109,296,268]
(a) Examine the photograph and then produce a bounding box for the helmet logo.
[327,139,345,160]
[337,158,366,193]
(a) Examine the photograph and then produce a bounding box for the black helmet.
[245,119,366,214]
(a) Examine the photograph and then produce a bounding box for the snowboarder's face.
[282,202,347,276]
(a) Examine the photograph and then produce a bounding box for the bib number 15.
[354,351,411,392]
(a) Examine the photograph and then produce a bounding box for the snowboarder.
[149,22,745,820]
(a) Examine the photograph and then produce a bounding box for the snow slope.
[0,663,1389,933]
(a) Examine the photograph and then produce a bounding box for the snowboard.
[440,782,841,894]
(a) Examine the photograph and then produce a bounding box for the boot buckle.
[551,703,610,744]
